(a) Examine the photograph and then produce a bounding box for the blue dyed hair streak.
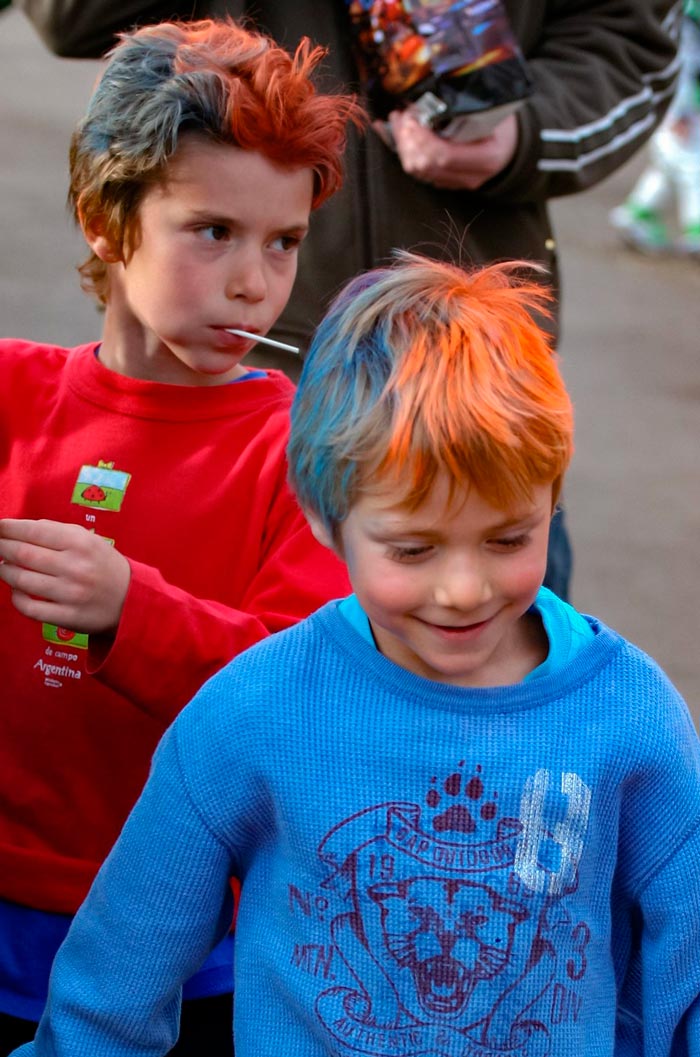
[288,252,573,536]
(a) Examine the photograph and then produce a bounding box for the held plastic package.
[345,0,533,144]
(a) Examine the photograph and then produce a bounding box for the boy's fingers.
[0,536,65,575]
[0,561,68,603]
[5,589,71,628]
[0,518,77,548]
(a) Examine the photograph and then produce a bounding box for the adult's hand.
[382,110,518,191]
[0,518,131,633]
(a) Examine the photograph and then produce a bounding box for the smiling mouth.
[422,616,494,636]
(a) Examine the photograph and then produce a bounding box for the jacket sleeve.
[482,0,682,203]
[87,490,349,723]
[616,820,700,1055]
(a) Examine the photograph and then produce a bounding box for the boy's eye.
[199,224,229,242]
[271,234,302,253]
[387,544,433,562]
[490,533,530,551]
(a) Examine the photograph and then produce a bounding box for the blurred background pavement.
[1,7,699,723]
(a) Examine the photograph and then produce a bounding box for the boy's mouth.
[419,615,495,639]
[211,327,258,350]
[212,324,258,336]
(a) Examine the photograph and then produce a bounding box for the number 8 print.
[513,769,592,896]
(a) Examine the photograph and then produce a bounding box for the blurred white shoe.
[609,202,672,253]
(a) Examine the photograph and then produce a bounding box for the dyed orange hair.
[69,18,363,302]
[289,253,574,533]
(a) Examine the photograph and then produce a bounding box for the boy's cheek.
[354,570,417,613]
[512,551,550,595]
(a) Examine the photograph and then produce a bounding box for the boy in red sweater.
[0,18,359,1055]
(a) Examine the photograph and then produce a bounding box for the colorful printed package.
[346,0,532,142]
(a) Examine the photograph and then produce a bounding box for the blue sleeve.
[617,820,700,1055]
[13,723,236,1057]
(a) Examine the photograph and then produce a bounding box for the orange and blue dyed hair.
[288,252,574,535]
[69,18,363,303]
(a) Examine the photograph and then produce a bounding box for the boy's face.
[315,473,553,688]
[88,134,313,385]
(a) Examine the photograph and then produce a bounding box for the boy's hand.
[0,519,131,634]
[382,110,518,190]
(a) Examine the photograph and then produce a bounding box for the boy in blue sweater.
[14,254,700,1056]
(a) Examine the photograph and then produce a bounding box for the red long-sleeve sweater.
[0,340,350,913]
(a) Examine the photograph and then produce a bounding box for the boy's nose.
[432,559,492,611]
[225,252,267,302]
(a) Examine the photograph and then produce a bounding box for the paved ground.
[2,8,699,722]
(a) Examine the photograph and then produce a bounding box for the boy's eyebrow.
[186,208,309,235]
[367,509,544,538]
[486,512,543,531]
[367,522,440,539]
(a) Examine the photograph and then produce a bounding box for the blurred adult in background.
[610,0,700,255]
[14,0,682,599]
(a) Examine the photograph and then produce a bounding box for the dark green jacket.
[16,0,680,347]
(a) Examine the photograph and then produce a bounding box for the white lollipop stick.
[226,329,299,354]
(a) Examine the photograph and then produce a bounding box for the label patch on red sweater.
[70,460,131,511]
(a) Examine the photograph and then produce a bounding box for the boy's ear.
[80,213,121,264]
[304,510,339,555]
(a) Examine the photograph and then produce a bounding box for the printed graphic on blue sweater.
[290,764,592,1056]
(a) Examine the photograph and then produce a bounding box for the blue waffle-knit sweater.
[16,599,700,1056]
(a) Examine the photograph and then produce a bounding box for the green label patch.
[42,624,89,650]
[71,463,131,511]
